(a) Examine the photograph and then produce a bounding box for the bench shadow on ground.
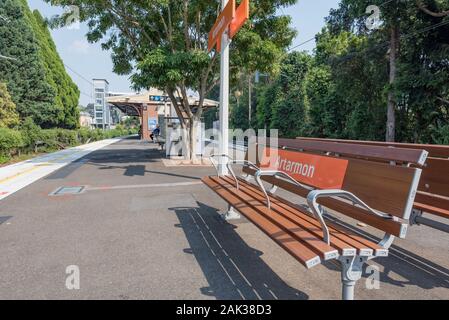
[324,219,449,291]
[169,201,308,300]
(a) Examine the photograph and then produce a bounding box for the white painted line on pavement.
[86,181,203,192]
[0,138,123,201]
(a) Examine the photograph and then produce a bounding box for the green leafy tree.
[270,51,311,138]
[326,0,449,142]
[46,0,297,160]
[256,82,281,130]
[0,82,19,128]
[30,9,80,129]
[308,29,387,140]
[0,0,56,127]
[0,0,80,129]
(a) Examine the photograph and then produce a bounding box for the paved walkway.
[0,137,448,299]
[0,138,122,201]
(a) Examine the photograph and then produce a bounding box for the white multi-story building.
[93,79,110,129]
[92,79,134,129]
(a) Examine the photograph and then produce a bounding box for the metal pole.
[248,75,252,126]
[415,215,449,234]
[342,280,356,300]
[219,0,230,176]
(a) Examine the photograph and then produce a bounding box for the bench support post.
[410,209,449,233]
[221,205,241,221]
[339,256,366,300]
[342,280,357,301]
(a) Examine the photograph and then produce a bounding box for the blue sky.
[27,0,340,106]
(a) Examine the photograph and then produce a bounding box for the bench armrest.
[253,170,331,243]
[209,154,259,189]
[254,170,313,209]
[307,189,395,244]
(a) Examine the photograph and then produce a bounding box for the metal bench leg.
[410,209,449,233]
[221,205,241,221]
[339,256,366,300]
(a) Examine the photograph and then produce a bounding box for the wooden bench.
[203,142,426,299]
[295,137,449,233]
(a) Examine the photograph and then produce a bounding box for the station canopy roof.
[107,88,219,117]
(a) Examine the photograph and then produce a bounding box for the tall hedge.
[0,0,80,129]
[30,9,80,129]
[0,0,56,128]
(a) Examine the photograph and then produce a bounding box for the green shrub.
[19,117,42,150]
[38,129,59,151]
[0,125,138,165]
[431,125,449,145]
[90,129,105,141]
[0,127,24,161]
[55,129,78,147]
[77,128,91,143]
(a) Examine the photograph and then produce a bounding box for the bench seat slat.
[229,179,358,256]
[202,176,322,269]
[414,202,449,220]
[415,192,449,216]
[228,177,385,255]
[208,176,338,260]
[204,176,385,264]
[218,176,349,258]
[224,176,386,257]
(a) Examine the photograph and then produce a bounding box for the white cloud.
[68,39,90,55]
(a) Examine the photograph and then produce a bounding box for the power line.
[63,63,93,86]
[80,91,92,98]
[62,63,94,100]
[288,37,316,52]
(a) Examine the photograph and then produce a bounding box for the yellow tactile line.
[0,140,113,186]
[0,166,42,184]
[0,152,80,185]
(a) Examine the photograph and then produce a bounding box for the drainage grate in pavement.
[49,186,86,196]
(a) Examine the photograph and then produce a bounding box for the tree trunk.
[386,26,399,142]
[189,118,199,163]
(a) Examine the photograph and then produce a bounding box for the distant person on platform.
[150,125,161,142]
